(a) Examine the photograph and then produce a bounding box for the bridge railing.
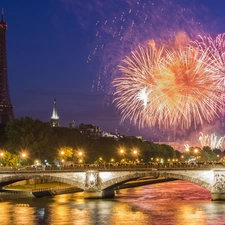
[0,162,225,172]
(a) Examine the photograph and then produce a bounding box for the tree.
[0,124,7,148]
[1,151,18,166]
[58,146,73,161]
[5,117,57,163]
[201,146,217,162]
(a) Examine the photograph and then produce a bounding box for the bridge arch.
[101,171,160,190]
[39,174,84,190]
[0,174,85,190]
[0,174,35,189]
[101,171,212,192]
[158,171,212,191]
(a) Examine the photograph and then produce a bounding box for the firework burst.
[199,132,225,150]
[192,33,225,86]
[113,44,164,128]
[113,43,224,129]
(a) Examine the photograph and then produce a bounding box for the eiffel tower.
[0,9,14,124]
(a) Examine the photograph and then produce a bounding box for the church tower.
[0,9,14,124]
[51,98,59,127]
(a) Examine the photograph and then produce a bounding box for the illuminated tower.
[0,9,14,124]
[51,98,60,127]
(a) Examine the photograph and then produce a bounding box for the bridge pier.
[83,170,115,199]
[211,169,225,201]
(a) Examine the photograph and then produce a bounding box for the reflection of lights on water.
[56,194,69,203]
[37,208,45,219]
[0,203,12,224]
[50,205,71,224]
[110,202,150,225]
[49,199,91,225]
[13,205,36,223]
[175,205,206,223]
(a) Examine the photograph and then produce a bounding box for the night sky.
[1,0,225,142]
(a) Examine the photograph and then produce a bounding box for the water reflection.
[0,180,225,225]
[0,203,12,225]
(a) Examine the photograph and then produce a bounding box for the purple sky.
[1,0,225,142]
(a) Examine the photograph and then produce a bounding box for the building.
[101,131,118,139]
[78,123,101,138]
[69,120,75,128]
[51,98,60,127]
[0,9,14,124]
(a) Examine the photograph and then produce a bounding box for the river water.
[0,180,225,225]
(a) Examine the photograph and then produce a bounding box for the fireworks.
[83,0,205,92]
[63,1,225,135]
[113,42,225,129]
[113,44,164,128]
[191,33,225,86]
[199,132,225,150]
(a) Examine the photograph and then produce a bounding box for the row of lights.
[0,148,191,165]
[0,152,27,159]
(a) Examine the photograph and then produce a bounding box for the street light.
[77,151,84,164]
[0,152,4,166]
[20,152,27,166]
[120,149,124,154]
[133,150,138,163]
[119,149,125,163]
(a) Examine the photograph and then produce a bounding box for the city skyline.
[1,0,225,142]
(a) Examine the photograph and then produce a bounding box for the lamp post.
[0,152,4,166]
[21,153,27,166]
[119,149,125,164]
[217,154,220,162]
[194,148,199,163]
[78,151,83,164]
[133,150,138,164]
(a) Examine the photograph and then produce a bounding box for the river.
[0,180,225,225]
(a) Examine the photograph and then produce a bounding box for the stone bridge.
[0,168,225,200]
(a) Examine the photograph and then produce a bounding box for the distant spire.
[51,98,59,119]
[51,98,60,127]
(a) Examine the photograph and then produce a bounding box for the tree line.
[0,117,178,166]
[0,117,222,167]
